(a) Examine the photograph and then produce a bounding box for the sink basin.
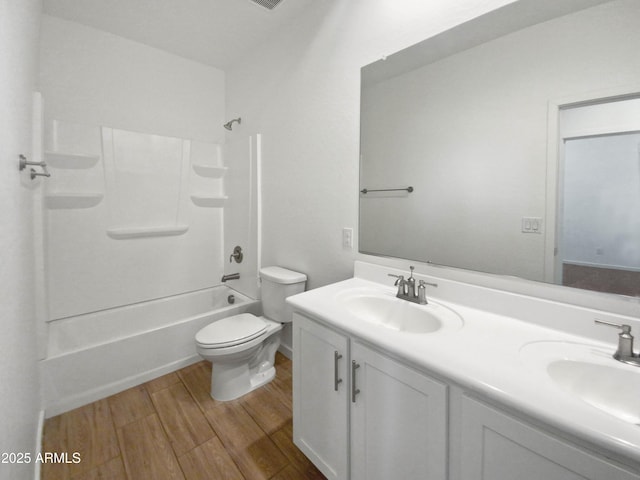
[547,360,640,425]
[336,288,462,333]
[520,341,640,425]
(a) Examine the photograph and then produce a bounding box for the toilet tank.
[260,266,307,323]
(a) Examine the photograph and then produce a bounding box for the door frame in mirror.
[544,85,640,286]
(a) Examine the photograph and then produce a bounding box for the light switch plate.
[522,217,543,234]
[342,228,353,249]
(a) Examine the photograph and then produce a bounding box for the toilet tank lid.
[260,266,307,285]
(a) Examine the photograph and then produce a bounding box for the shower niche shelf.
[45,152,100,169]
[192,164,227,178]
[45,193,104,210]
[191,195,227,208]
[106,225,189,239]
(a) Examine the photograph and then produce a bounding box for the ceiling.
[43,0,319,69]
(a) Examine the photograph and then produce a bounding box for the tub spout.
[221,273,240,282]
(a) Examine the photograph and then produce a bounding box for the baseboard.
[278,343,292,360]
[33,409,45,480]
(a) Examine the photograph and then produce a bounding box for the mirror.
[359,0,640,297]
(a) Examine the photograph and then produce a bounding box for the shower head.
[223,117,241,131]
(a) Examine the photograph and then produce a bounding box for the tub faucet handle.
[229,246,243,263]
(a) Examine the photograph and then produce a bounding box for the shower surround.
[39,120,259,416]
[45,120,225,319]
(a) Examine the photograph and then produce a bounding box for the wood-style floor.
[42,353,326,480]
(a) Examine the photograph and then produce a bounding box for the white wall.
[39,16,229,319]
[39,15,225,143]
[226,0,521,290]
[0,1,42,478]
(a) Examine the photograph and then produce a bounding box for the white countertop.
[287,270,640,467]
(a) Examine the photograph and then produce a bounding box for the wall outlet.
[521,217,543,234]
[342,228,353,249]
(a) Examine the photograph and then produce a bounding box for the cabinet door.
[460,395,640,480]
[293,313,349,480]
[350,341,448,480]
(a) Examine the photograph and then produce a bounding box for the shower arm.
[223,117,242,131]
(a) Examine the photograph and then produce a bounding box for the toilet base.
[249,364,276,392]
[208,329,281,401]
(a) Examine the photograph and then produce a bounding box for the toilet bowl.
[195,266,306,401]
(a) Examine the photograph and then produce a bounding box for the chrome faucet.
[388,266,437,305]
[595,319,640,367]
[221,273,240,282]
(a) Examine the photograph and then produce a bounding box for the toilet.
[195,266,307,401]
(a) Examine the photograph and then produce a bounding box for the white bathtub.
[40,286,260,417]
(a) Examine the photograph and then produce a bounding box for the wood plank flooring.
[42,353,326,480]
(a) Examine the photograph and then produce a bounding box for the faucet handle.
[229,245,243,263]
[594,319,632,335]
[595,319,635,359]
[388,274,407,296]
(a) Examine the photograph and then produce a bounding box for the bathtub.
[40,286,260,417]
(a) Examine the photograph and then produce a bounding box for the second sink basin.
[336,288,463,333]
[547,360,640,425]
[520,341,640,425]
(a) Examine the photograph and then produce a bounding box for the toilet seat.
[195,313,267,349]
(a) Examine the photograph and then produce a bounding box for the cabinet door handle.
[334,351,343,391]
[351,360,361,403]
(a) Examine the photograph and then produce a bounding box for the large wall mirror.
[360,0,640,297]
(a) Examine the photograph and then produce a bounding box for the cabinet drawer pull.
[351,360,361,403]
[334,351,343,391]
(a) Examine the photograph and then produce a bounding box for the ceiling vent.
[249,0,285,10]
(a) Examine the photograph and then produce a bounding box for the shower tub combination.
[40,285,259,417]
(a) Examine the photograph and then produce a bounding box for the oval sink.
[520,341,640,425]
[336,289,462,333]
[547,360,640,425]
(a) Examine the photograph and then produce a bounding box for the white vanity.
[287,261,640,480]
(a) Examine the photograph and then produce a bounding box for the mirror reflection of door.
[557,97,640,296]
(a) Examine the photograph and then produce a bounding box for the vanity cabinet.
[293,313,349,480]
[459,395,640,480]
[292,312,448,480]
[288,270,640,479]
[350,340,447,480]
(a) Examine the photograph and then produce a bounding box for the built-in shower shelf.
[192,164,227,178]
[45,193,104,209]
[106,225,189,239]
[45,152,100,169]
[191,195,227,207]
